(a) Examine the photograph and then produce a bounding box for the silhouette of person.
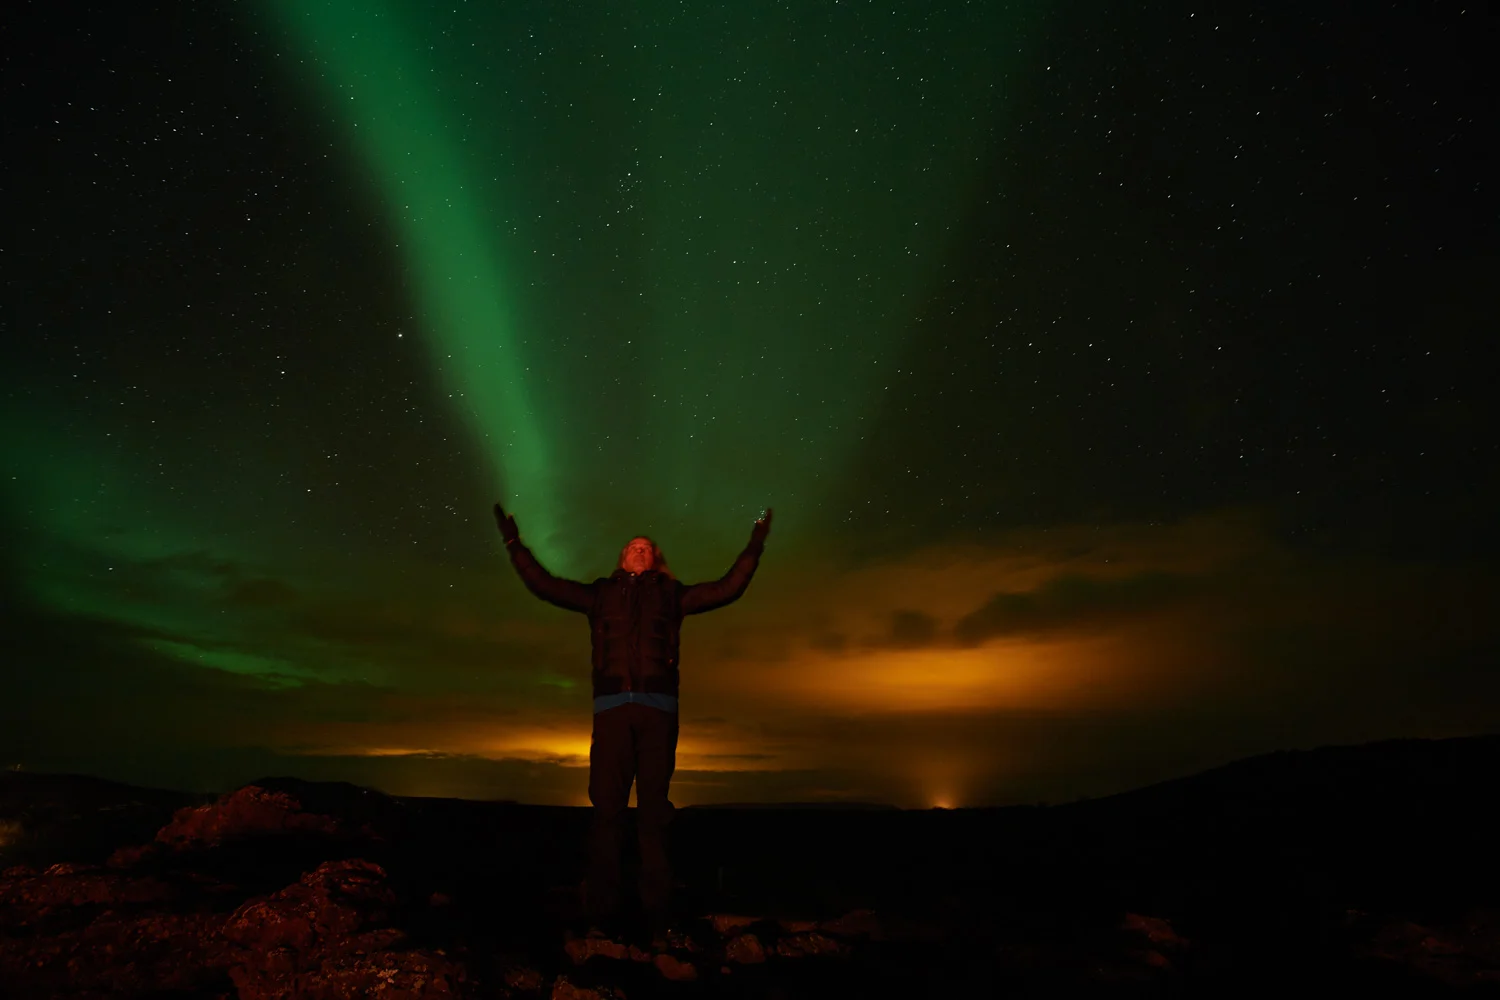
[494,502,772,942]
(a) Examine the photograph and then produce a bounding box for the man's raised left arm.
[681,508,773,615]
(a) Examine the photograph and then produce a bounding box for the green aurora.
[257,0,1009,573]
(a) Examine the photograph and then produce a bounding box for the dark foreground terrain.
[2,735,1498,998]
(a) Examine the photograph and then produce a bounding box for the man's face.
[620,537,656,574]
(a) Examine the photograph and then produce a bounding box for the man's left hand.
[751,507,774,544]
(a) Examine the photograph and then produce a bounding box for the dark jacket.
[507,539,764,698]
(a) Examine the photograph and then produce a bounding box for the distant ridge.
[682,801,899,811]
[1072,732,1500,810]
[0,770,202,800]
[3,732,1496,810]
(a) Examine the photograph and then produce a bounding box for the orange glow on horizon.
[281,722,792,774]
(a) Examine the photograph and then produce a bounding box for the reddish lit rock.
[230,940,470,1000]
[1138,948,1172,969]
[653,952,698,981]
[0,851,471,995]
[820,908,883,940]
[219,859,471,999]
[223,859,397,954]
[154,785,346,851]
[503,964,547,991]
[1350,909,1500,988]
[564,934,630,964]
[551,975,628,999]
[105,843,156,868]
[876,914,948,944]
[0,908,231,997]
[661,927,702,952]
[724,933,767,964]
[1453,908,1500,967]
[0,857,231,997]
[708,912,757,935]
[1121,912,1190,951]
[0,862,176,928]
[774,930,850,958]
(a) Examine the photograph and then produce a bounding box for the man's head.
[618,536,664,575]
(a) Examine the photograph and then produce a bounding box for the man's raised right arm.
[495,503,594,613]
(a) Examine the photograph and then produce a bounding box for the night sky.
[3,1,1496,807]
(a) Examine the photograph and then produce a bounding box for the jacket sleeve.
[505,541,595,613]
[680,539,764,615]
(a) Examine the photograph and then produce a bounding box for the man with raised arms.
[495,502,773,945]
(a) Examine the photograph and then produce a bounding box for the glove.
[750,507,773,545]
[494,503,520,545]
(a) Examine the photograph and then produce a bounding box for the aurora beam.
[260,0,564,559]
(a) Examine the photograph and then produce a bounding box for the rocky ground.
[1,736,1498,998]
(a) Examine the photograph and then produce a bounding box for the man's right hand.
[494,503,520,545]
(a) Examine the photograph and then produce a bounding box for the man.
[494,502,773,943]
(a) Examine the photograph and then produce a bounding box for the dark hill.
[2,734,1497,997]
[0,770,208,865]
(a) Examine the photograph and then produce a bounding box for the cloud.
[952,571,1193,644]
[807,631,848,652]
[884,609,941,648]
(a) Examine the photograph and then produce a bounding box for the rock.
[725,933,766,964]
[0,908,232,997]
[0,862,177,933]
[820,908,883,940]
[653,952,698,981]
[0,851,474,1000]
[219,858,471,999]
[1452,907,1500,966]
[230,943,470,1000]
[223,859,397,955]
[551,974,627,999]
[564,934,630,965]
[504,964,547,991]
[661,927,701,953]
[708,912,758,935]
[155,785,346,851]
[774,931,850,959]
[1120,912,1189,950]
[777,917,819,933]
[1350,908,1500,988]
[106,843,156,868]
[876,914,948,944]
[0,856,234,997]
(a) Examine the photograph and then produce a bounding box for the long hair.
[617,536,675,579]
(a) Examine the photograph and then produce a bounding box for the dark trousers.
[586,703,679,925]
